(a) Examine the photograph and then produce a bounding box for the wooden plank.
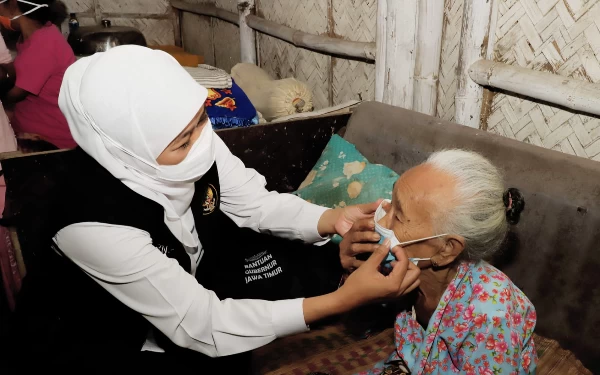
[413,0,444,115]
[378,0,419,109]
[454,0,495,128]
[213,19,241,72]
[111,18,175,45]
[181,11,216,66]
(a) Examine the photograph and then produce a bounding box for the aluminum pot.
[68,19,147,56]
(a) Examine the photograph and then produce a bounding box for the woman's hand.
[339,240,420,305]
[335,200,382,236]
[317,200,382,237]
[339,218,381,272]
[303,240,420,324]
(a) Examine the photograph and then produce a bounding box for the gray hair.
[426,149,508,260]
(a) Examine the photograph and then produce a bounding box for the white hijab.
[58,45,213,247]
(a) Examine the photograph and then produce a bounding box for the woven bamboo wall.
[438,0,600,160]
[257,0,376,109]
[437,0,465,122]
[63,0,177,45]
[488,0,600,160]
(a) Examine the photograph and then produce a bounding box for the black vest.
[11,149,341,367]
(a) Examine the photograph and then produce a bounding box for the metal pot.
[68,19,147,56]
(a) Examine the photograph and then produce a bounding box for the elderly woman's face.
[378,164,457,262]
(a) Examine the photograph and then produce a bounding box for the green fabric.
[294,135,399,243]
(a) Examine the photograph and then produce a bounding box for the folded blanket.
[205,80,258,129]
[184,64,232,89]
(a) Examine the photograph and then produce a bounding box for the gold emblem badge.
[202,184,218,215]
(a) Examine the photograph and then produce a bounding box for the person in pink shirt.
[0,0,76,149]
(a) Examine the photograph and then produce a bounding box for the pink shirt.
[13,23,76,149]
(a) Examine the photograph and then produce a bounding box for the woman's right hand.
[303,240,420,325]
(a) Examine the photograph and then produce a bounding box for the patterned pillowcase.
[294,135,399,243]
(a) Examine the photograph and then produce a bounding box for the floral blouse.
[358,262,537,375]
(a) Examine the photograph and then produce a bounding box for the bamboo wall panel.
[437,0,465,122]
[331,0,376,104]
[257,0,331,109]
[487,0,600,160]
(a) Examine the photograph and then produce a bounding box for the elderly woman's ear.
[432,235,465,267]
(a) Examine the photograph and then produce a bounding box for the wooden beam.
[238,0,257,64]
[100,13,173,20]
[246,15,375,61]
[171,1,239,25]
[470,60,600,118]
[454,0,495,128]
[172,1,375,61]
[172,8,182,48]
[377,0,419,108]
[413,0,444,116]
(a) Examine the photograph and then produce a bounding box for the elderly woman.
[340,149,537,375]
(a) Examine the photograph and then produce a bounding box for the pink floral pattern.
[356,262,537,375]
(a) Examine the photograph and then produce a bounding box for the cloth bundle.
[204,80,258,129]
[183,64,232,89]
[231,63,313,121]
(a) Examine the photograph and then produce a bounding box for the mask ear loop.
[4,1,49,19]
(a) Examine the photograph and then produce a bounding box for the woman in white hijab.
[10,46,420,374]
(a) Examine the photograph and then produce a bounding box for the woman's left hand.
[318,200,382,237]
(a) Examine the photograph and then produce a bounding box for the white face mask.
[156,121,216,183]
[374,199,448,265]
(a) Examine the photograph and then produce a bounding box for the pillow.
[294,135,399,243]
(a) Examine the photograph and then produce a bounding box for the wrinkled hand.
[339,218,381,272]
[338,239,421,306]
[334,199,382,236]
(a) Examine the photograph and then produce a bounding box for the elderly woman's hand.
[339,218,381,272]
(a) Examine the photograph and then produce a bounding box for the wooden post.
[375,0,419,109]
[454,0,495,128]
[238,0,257,64]
[413,0,444,116]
